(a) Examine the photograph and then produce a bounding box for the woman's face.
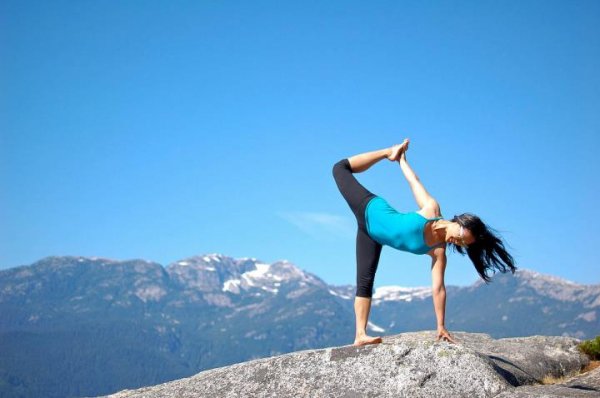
[448,224,476,247]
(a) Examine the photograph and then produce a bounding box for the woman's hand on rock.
[436,326,457,344]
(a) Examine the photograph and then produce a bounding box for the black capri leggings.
[332,158,383,298]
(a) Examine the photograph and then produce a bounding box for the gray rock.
[97,331,591,398]
[566,366,600,391]
[494,367,600,397]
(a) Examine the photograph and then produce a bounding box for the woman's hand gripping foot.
[387,138,410,162]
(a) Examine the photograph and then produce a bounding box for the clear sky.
[1,1,599,288]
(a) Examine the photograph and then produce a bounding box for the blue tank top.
[365,196,444,255]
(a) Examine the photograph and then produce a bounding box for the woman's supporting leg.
[354,297,377,343]
[354,227,383,346]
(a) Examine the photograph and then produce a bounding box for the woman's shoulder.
[367,196,397,212]
[416,200,442,219]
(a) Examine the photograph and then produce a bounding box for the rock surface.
[494,367,600,397]
[97,332,594,398]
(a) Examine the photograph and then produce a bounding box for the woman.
[332,139,516,346]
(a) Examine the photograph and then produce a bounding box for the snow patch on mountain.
[261,286,279,294]
[242,263,272,282]
[223,279,242,294]
[329,289,352,300]
[202,254,224,263]
[222,263,276,294]
[135,285,167,302]
[367,321,385,333]
[371,285,431,305]
[217,258,326,296]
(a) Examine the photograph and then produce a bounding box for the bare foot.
[386,139,409,161]
[353,335,383,346]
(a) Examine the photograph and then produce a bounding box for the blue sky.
[1,1,599,288]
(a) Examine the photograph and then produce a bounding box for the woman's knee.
[356,284,374,298]
[356,272,376,298]
[332,158,350,176]
[332,159,352,187]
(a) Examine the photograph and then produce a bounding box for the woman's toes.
[388,145,402,161]
[400,138,409,151]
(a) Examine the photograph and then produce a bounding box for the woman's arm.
[431,248,457,343]
[399,152,439,212]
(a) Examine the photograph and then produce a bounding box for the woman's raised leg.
[348,140,408,173]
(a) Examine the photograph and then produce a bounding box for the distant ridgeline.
[1,254,598,398]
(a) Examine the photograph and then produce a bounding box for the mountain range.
[0,254,598,398]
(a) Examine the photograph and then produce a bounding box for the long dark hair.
[450,213,516,283]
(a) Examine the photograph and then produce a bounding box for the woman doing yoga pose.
[332,139,516,347]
